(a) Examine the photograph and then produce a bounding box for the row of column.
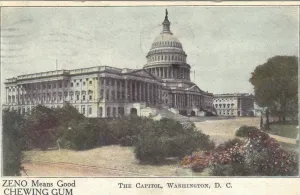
[173,93,203,108]
[101,78,162,104]
[6,80,68,105]
[147,67,190,80]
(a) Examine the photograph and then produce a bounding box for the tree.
[249,55,298,122]
[24,105,58,149]
[54,103,84,127]
[3,109,25,176]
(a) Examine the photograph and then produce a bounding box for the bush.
[24,105,58,150]
[134,132,167,164]
[119,135,138,146]
[59,118,114,150]
[182,129,298,176]
[215,138,244,151]
[3,109,25,176]
[134,118,215,164]
[235,125,258,137]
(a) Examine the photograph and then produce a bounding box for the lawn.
[268,124,298,139]
[23,145,186,176]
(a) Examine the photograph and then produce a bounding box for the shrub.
[182,129,298,176]
[134,118,215,164]
[3,109,25,176]
[134,132,167,164]
[215,138,244,151]
[59,119,102,150]
[119,135,138,146]
[23,105,58,149]
[235,125,258,137]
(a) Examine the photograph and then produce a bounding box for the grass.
[278,141,299,152]
[23,145,183,176]
[268,124,298,139]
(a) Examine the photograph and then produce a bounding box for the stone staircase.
[152,107,190,122]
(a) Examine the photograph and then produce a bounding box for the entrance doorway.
[130,108,138,116]
[190,111,196,116]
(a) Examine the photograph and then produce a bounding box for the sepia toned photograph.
[1,6,299,177]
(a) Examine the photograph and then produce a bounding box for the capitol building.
[4,10,214,118]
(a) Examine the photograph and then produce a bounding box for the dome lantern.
[161,9,172,35]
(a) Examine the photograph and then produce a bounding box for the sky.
[1,6,299,98]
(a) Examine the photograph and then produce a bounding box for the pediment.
[127,69,159,80]
[187,85,202,93]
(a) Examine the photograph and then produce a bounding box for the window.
[81,106,85,115]
[76,95,79,100]
[83,82,86,86]
[89,95,92,100]
[77,83,79,86]
[107,107,111,117]
[111,90,115,100]
[99,107,103,117]
[71,83,73,87]
[59,95,62,101]
[89,81,92,85]
[88,106,92,115]
[112,107,116,117]
[100,89,104,99]
[83,95,86,100]
[106,90,109,100]
[59,83,62,88]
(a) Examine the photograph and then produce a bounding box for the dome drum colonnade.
[144,9,213,115]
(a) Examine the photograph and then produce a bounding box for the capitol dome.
[144,9,191,81]
[150,33,183,50]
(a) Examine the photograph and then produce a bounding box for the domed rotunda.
[144,9,191,82]
[144,9,213,116]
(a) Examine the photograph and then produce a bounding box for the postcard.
[0,1,299,195]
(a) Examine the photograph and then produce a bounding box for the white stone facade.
[213,93,255,117]
[3,10,214,117]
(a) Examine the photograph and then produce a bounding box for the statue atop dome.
[165,9,168,19]
[162,9,172,34]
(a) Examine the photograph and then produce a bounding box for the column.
[143,82,146,102]
[134,81,138,102]
[147,83,150,102]
[129,80,132,102]
[174,94,177,107]
[124,79,128,101]
[139,81,142,102]
[167,67,169,78]
[159,86,162,103]
[104,78,107,101]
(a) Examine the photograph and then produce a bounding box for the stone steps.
[152,108,189,122]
